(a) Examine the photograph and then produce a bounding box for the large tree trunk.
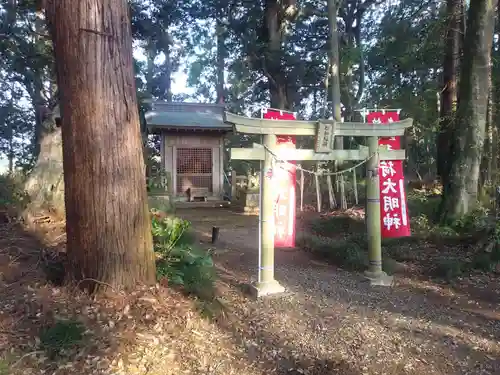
[440,0,498,221]
[264,0,294,109]
[44,0,156,291]
[437,0,464,184]
[328,0,346,209]
[23,110,65,221]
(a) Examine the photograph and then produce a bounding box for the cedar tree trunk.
[436,0,463,184]
[440,0,498,221]
[44,0,156,291]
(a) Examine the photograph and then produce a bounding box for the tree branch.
[248,52,279,90]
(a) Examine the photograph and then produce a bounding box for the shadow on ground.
[177,207,500,375]
[0,222,230,374]
[0,220,360,375]
[212,263,500,375]
[6,206,498,375]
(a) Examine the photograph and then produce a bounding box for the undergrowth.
[0,359,9,375]
[151,212,215,299]
[39,319,85,359]
[0,172,215,299]
[0,173,29,213]
[300,189,500,280]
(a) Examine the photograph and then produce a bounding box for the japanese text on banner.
[366,111,410,238]
[261,108,297,248]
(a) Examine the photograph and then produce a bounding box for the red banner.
[262,108,297,248]
[366,111,410,238]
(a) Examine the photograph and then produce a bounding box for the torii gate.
[225,112,413,297]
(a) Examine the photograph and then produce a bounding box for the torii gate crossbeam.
[225,112,413,297]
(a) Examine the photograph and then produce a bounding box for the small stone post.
[365,136,393,286]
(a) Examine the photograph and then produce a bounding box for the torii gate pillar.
[364,136,393,286]
[252,133,286,297]
[226,112,413,297]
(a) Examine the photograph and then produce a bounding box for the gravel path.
[179,208,500,375]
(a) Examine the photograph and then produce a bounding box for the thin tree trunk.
[440,0,498,221]
[491,6,500,184]
[32,9,48,159]
[437,0,463,184]
[163,33,173,102]
[480,83,493,189]
[216,18,226,104]
[146,40,155,97]
[7,126,14,174]
[44,0,156,291]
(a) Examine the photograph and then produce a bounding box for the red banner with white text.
[366,111,411,238]
[262,108,297,248]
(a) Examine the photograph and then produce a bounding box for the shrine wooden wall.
[160,131,225,199]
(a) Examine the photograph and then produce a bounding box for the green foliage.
[428,214,500,280]
[434,257,464,280]
[303,189,500,281]
[156,245,215,297]
[407,190,441,220]
[452,206,490,232]
[408,190,491,238]
[0,359,9,375]
[149,197,175,214]
[0,173,29,210]
[466,221,500,274]
[152,215,192,254]
[413,208,491,239]
[152,214,215,298]
[148,169,170,193]
[309,215,365,236]
[298,230,400,275]
[297,232,367,271]
[0,0,54,168]
[39,320,85,358]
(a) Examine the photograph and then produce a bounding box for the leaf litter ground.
[0,208,499,375]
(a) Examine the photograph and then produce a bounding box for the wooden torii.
[225,112,413,297]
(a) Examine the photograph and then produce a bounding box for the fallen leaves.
[2,210,500,375]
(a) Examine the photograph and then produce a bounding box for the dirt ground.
[1,208,500,375]
[179,208,500,375]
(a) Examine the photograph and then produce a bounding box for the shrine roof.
[145,101,232,132]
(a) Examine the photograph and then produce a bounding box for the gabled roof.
[144,101,232,132]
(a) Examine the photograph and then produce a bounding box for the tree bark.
[480,81,493,190]
[436,0,463,184]
[327,0,347,209]
[32,9,48,160]
[440,0,498,221]
[265,0,290,109]
[146,40,155,97]
[159,31,173,102]
[328,0,341,123]
[44,0,156,291]
[23,117,66,221]
[491,5,500,184]
[216,18,226,104]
